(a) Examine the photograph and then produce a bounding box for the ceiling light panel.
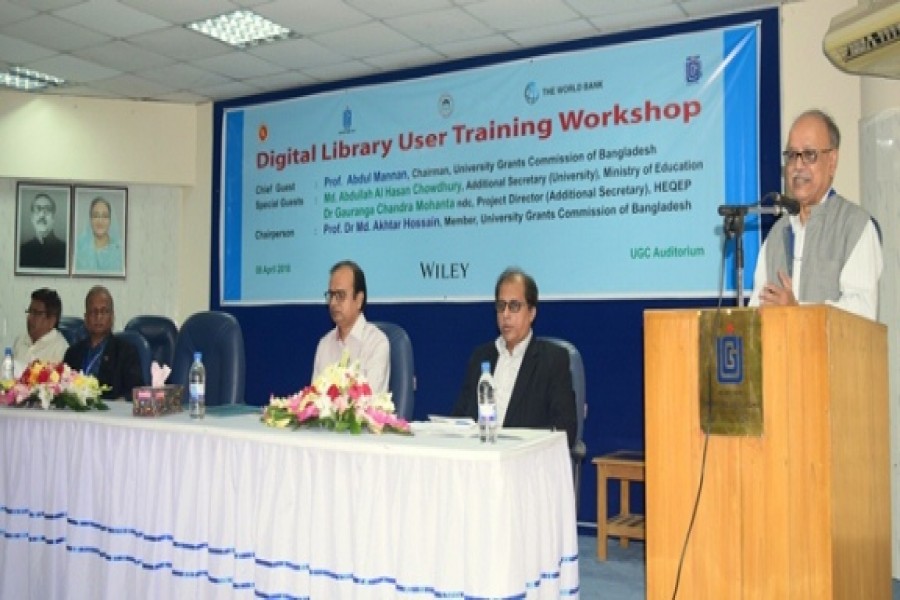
[186,10,296,48]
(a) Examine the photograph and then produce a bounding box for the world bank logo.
[716,335,743,384]
[524,82,540,105]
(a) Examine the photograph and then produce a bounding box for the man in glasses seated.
[452,267,577,448]
[749,109,883,320]
[12,288,69,370]
[64,285,142,399]
[312,260,390,393]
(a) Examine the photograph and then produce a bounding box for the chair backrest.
[124,315,178,367]
[115,330,151,387]
[371,321,415,420]
[57,316,87,345]
[538,336,586,448]
[170,311,245,406]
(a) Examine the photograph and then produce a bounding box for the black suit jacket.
[452,338,577,448]
[20,233,66,269]
[64,334,143,400]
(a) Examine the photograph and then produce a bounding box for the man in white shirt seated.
[312,260,390,393]
[12,288,69,371]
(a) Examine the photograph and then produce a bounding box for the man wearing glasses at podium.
[749,109,883,320]
[452,267,577,448]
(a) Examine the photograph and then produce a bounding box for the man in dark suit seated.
[64,285,142,400]
[452,267,577,447]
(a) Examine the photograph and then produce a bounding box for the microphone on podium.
[717,192,801,217]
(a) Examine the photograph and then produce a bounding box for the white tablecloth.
[0,403,579,599]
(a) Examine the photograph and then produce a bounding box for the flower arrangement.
[262,352,410,434]
[0,360,109,411]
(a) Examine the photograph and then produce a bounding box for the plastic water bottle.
[1,347,13,381]
[189,351,206,419]
[477,361,497,443]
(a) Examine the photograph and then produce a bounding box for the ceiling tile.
[255,0,371,35]
[311,21,418,59]
[0,14,110,52]
[0,0,797,103]
[10,0,83,10]
[0,32,57,62]
[72,40,176,73]
[137,61,232,90]
[129,25,232,61]
[190,52,287,79]
[507,19,603,47]
[29,53,120,82]
[54,0,171,37]
[89,73,179,99]
[345,0,453,20]
[249,37,349,70]
[119,0,242,24]
[0,0,37,26]
[465,0,580,31]
[386,8,494,45]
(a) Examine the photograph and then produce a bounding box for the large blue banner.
[220,23,761,304]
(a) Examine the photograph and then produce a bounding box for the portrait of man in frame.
[15,183,71,276]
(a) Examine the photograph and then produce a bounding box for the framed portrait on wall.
[15,182,71,276]
[71,186,127,277]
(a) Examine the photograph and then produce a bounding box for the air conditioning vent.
[823,1,900,79]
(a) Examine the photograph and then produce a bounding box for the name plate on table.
[698,309,762,436]
[132,385,183,417]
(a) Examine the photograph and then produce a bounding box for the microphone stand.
[718,204,787,308]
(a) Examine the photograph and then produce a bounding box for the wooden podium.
[644,306,890,599]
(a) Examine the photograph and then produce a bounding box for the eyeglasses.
[32,204,55,215]
[25,309,48,317]
[87,307,112,317]
[781,148,834,166]
[495,300,526,313]
[324,290,348,303]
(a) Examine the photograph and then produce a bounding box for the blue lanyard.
[83,339,108,376]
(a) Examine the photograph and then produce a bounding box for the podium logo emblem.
[716,335,743,384]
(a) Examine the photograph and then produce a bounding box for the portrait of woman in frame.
[15,182,71,276]
[71,186,127,277]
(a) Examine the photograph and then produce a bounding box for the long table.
[0,403,579,599]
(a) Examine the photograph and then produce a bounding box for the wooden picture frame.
[15,182,72,276]
[71,186,127,278]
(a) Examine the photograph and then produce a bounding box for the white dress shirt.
[312,313,390,393]
[12,328,69,375]
[492,330,533,427]
[749,199,882,320]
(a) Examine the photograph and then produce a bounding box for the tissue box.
[132,385,184,417]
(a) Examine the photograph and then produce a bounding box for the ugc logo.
[716,335,743,384]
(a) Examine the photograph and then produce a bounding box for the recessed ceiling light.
[186,10,297,48]
[0,67,65,91]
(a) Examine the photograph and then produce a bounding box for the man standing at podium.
[749,109,883,320]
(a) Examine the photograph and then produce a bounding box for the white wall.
[0,91,212,346]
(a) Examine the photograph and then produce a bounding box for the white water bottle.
[189,351,206,419]
[477,361,497,443]
[1,347,13,381]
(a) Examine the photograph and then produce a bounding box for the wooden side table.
[593,450,645,560]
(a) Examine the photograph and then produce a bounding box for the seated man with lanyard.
[64,285,142,399]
